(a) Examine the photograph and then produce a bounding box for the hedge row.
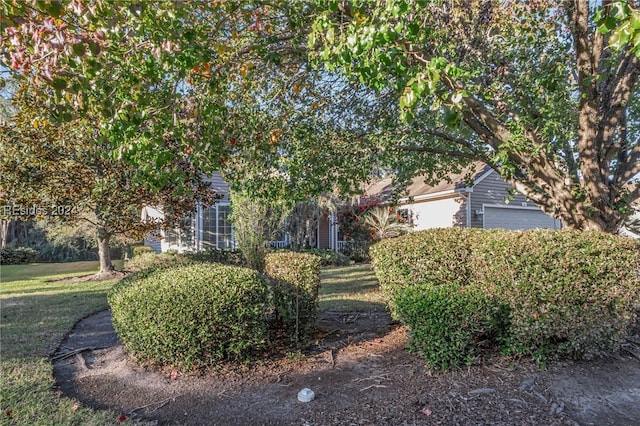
[371,228,640,365]
[0,247,39,264]
[109,251,321,370]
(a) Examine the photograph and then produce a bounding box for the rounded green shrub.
[304,248,351,266]
[370,228,488,317]
[108,263,270,370]
[473,230,640,361]
[0,247,39,264]
[132,245,153,257]
[395,283,509,371]
[265,251,322,345]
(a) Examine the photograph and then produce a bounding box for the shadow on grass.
[0,288,112,360]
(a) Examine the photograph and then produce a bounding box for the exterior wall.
[143,234,162,253]
[469,171,549,228]
[204,172,231,202]
[404,195,466,230]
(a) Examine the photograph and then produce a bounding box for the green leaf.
[631,11,640,30]
[52,78,67,91]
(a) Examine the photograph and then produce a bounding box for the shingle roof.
[362,162,492,202]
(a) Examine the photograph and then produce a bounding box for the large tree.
[0,84,216,275]
[310,0,640,231]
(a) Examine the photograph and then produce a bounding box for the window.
[164,216,194,248]
[202,204,234,249]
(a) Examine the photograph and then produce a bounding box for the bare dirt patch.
[52,310,640,425]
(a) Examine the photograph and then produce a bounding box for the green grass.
[319,264,387,311]
[0,262,122,425]
[0,260,124,283]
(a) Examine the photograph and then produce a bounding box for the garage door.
[483,205,561,230]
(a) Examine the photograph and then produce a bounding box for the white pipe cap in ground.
[297,388,315,402]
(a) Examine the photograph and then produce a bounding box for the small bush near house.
[124,251,193,271]
[340,240,372,263]
[371,228,640,364]
[395,283,509,371]
[185,248,245,266]
[304,248,351,266]
[132,245,153,257]
[108,263,270,370]
[265,252,322,346]
[0,246,39,264]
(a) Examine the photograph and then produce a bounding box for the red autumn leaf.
[117,414,127,422]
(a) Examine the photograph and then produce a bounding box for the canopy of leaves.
[2,1,639,232]
[0,83,217,244]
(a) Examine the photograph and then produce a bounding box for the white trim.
[399,189,456,203]
[465,191,472,228]
[481,203,545,212]
[473,168,495,186]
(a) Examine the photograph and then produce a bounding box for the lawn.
[0,262,384,425]
[0,261,121,425]
[319,264,386,311]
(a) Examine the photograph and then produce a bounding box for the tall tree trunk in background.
[0,219,8,248]
[96,225,114,276]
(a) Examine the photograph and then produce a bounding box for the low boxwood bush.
[0,247,39,264]
[265,251,322,345]
[184,248,245,266]
[108,263,270,370]
[396,283,509,370]
[132,245,153,257]
[371,228,640,363]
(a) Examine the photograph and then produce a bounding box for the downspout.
[456,189,472,228]
[465,190,472,228]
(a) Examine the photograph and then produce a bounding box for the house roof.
[362,162,493,203]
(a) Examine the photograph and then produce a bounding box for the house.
[143,172,235,253]
[144,163,561,254]
[362,162,562,231]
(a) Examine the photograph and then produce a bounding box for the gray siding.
[470,171,541,229]
[144,234,162,253]
[204,171,231,202]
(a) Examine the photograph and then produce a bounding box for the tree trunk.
[96,226,114,276]
[0,219,8,248]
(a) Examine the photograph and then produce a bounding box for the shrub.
[132,245,153,257]
[185,248,245,266]
[370,228,486,317]
[108,263,270,370]
[396,283,509,371]
[304,248,351,266]
[265,252,322,345]
[341,240,372,263]
[0,247,39,264]
[473,230,640,361]
[124,251,193,271]
[371,228,640,362]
